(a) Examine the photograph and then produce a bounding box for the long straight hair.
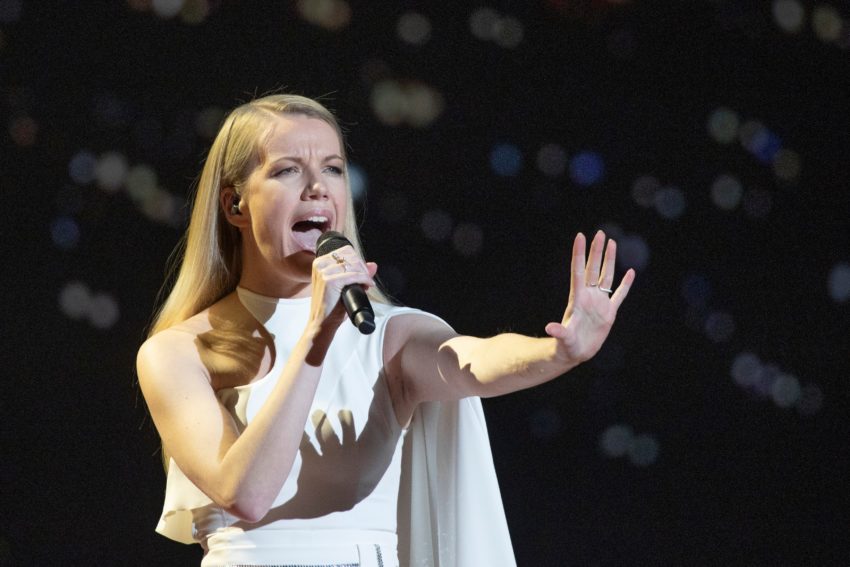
[149,94,386,337]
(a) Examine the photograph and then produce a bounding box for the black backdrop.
[2,1,849,565]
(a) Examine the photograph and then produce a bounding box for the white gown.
[155,287,517,567]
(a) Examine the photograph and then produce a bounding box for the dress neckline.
[236,286,312,306]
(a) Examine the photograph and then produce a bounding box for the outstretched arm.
[386,231,635,413]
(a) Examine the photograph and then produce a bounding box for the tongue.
[291,226,323,253]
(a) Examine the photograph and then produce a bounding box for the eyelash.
[272,166,344,176]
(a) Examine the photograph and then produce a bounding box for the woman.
[137,94,635,567]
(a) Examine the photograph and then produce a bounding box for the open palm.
[545,230,635,364]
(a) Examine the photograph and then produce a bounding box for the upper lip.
[291,208,335,230]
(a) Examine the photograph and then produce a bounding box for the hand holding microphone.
[315,231,376,335]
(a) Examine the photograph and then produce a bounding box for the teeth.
[307,216,328,223]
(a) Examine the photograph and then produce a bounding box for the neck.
[238,272,312,299]
[238,239,313,299]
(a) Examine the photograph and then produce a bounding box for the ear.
[220,187,249,228]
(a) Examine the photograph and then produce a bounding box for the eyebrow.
[268,154,345,164]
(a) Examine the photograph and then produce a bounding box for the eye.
[273,166,298,177]
[324,165,344,175]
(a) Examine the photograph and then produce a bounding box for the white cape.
[398,397,517,567]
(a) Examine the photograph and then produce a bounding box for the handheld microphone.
[315,231,376,335]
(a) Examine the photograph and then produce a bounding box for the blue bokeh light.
[489,143,523,177]
[569,151,605,186]
[749,128,783,163]
[51,216,81,249]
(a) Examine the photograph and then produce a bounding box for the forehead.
[262,114,342,158]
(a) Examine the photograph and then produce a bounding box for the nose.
[302,171,328,200]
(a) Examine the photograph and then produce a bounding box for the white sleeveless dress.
[155,288,517,567]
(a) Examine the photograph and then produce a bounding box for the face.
[236,114,348,281]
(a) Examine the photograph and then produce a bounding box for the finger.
[299,432,320,460]
[315,411,342,449]
[609,268,636,310]
[365,262,378,279]
[544,322,567,339]
[311,409,327,432]
[320,244,355,258]
[339,409,355,446]
[310,410,331,450]
[585,230,605,286]
[570,232,586,298]
[598,239,617,290]
[318,245,360,270]
[324,270,376,289]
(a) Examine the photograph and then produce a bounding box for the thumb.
[366,262,378,279]
[544,322,566,339]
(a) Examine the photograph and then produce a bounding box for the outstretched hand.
[544,230,635,365]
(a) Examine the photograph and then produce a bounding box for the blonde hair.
[149,94,386,336]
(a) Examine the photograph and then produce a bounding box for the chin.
[282,250,315,276]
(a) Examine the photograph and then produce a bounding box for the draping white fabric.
[153,291,516,566]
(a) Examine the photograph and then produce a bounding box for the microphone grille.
[315,230,350,256]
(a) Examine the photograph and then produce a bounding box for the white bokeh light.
[812,5,843,42]
[470,7,500,40]
[452,222,484,256]
[59,281,91,319]
[371,80,408,126]
[421,209,453,241]
[707,107,739,144]
[710,174,743,210]
[731,352,762,388]
[397,11,431,46]
[772,0,805,34]
[296,0,351,31]
[152,0,184,18]
[770,373,802,408]
[654,186,686,219]
[88,292,120,330]
[536,144,567,178]
[405,83,444,128]
[827,262,850,302]
[628,434,660,467]
[493,16,524,48]
[772,148,801,181]
[631,175,660,208]
[95,151,129,193]
[125,164,158,204]
[599,424,634,458]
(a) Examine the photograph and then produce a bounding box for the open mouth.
[291,215,332,253]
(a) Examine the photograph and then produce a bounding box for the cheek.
[250,198,291,244]
[333,185,349,220]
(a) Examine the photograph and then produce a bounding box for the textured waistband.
[201,528,396,567]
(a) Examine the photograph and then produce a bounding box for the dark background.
[2,1,849,565]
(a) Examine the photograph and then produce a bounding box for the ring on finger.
[599,286,613,293]
[331,252,348,272]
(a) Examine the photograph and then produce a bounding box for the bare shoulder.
[138,292,273,392]
[136,294,233,385]
[136,312,213,389]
